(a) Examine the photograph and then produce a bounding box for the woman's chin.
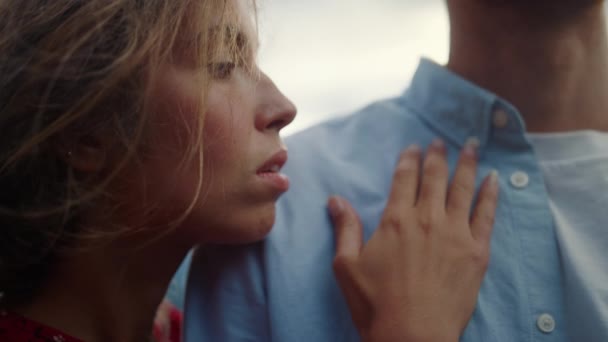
[194,204,277,245]
[212,223,274,245]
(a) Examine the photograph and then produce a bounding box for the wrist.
[361,318,459,342]
[363,333,458,342]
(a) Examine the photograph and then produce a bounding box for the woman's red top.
[0,307,183,342]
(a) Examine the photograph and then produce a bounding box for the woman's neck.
[17,235,191,342]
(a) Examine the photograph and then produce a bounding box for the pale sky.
[256,0,449,135]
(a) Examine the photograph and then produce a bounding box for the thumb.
[328,196,363,260]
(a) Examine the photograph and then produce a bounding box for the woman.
[0,0,499,341]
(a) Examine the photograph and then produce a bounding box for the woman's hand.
[328,140,499,342]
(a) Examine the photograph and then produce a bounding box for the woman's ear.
[56,133,108,173]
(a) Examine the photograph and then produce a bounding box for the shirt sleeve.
[183,243,270,342]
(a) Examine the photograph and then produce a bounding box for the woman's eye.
[208,62,236,80]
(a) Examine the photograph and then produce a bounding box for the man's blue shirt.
[182,59,575,341]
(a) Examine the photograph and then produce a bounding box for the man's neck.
[447,1,608,133]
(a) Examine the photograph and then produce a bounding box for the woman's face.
[141,0,296,244]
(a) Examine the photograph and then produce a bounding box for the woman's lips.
[257,171,290,192]
[257,150,290,192]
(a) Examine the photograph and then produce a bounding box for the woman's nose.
[255,74,297,132]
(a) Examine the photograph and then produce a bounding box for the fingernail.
[488,170,499,189]
[463,137,480,157]
[328,197,344,219]
[406,144,421,155]
[430,138,445,150]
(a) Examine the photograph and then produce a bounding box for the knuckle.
[478,209,496,226]
[448,184,473,211]
[381,214,404,233]
[477,249,491,270]
[482,185,499,202]
[451,177,474,195]
[470,245,490,270]
[448,200,468,213]
[417,213,438,233]
[332,254,354,274]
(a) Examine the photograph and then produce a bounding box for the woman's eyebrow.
[208,24,259,53]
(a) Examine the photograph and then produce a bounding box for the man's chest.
[539,158,608,341]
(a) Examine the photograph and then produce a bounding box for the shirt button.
[510,171,529,189]
[493,109,509,128]
[537,313,556,333]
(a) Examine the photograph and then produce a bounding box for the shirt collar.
[403,58,526,151]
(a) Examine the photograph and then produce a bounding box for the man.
[183,1,608,340]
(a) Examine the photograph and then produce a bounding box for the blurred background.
[256,0,449,135]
